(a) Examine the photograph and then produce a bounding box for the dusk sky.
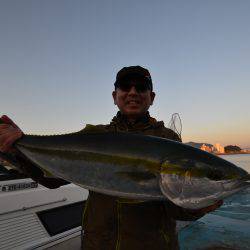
[1,1,249,148]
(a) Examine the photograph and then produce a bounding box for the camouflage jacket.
[80,112,204,250]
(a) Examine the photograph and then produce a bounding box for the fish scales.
[15,133,166,199]
[2,132,250,209]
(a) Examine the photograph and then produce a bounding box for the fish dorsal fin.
[82,124,108,134]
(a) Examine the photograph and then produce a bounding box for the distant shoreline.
[217,152,250,156]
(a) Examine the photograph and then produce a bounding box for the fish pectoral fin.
[42,169,55,178]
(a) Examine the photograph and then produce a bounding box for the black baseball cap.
[114,66,153,91]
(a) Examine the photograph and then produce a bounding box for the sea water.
[179,154,250,250]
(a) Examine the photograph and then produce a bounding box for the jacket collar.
[109,111,161,132]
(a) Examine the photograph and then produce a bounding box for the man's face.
[112,80,155,120]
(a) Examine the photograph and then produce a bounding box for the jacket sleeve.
[160,127,182,143]
[164,200,207,221]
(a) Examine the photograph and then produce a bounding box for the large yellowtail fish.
[1,132,249,209]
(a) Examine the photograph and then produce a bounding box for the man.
[0,66,222,250]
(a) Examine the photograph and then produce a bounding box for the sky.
[0,0,249,148]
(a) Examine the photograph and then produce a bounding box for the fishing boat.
[0,163,192,250]
[0,164,88,250]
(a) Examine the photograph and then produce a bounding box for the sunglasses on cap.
[115,79,152,93]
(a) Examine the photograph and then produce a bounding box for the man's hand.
[0,115,23,153]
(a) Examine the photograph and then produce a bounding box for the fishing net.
[168,113,182,141]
